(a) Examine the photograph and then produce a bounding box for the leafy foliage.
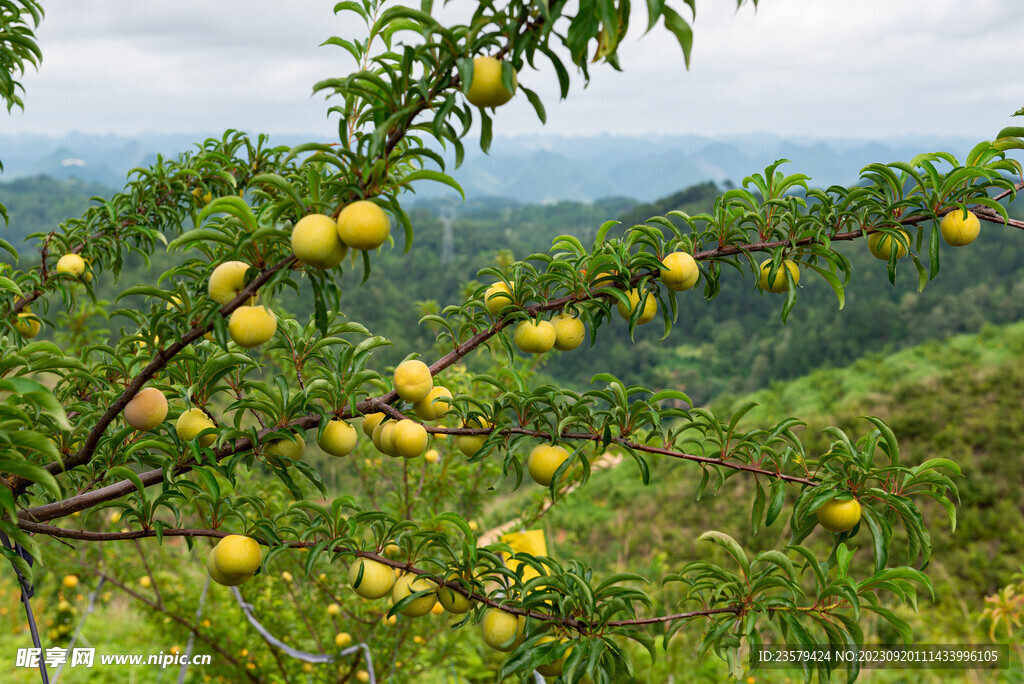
[0,1,1022,682]
[0,0,42,113]
[0,0,43,221]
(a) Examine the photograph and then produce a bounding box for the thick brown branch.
[19,411,323,523]
[971,206,1024,230]
[21,468,170,523]
[18,521,230,541]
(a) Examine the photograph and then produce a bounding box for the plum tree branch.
[8,255,297,495]
[18,410,325,522]
[428,424,817,486]
[971,206,1024,230]
[991,182,1022,203]
[379,9,544,162]
[9,229,100,315]
[16,405,811,524]
[605,609,740,627]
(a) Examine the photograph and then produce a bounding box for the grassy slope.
[483,322,1024,682]
[734,322,1024,610]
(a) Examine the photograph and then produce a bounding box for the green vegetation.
[4,322,1022,683]
[2,1,1022,679]
[4,176,1021,407]
[0,175,113,245]
[1,167,1019,678]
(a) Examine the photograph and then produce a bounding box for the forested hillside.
[0,175,112,245]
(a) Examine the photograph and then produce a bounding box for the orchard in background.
[2,1,1024,682]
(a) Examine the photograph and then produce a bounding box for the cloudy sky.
[6,0,1023,141]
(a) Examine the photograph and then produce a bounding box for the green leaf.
[662,7,694,69]
[913,457,961,477]
[698,531,750,579]
[166,228,238,252]
[753,549,797,581]
[479,109,493,153]
[107,466,147,499]
[628,450,650,485]
[928,221,940,280]
[0,236,17,260]
[198,196,258,232]
[521,85,546,124]
[863,415,899,464]
[401,169,464,200]
[786,544,827,592]
[250,173,307,213]
[436,511,474,540]
[332,2,368,20]
[192,467,221,501]
[645,0,667,32]
[0,276,21,296]
[780,267,798,324]
[765,479,786,527]
[648,389,692,406]
[371,5,439,35]
[539,45,570,98]
[0,458,59,498]
[594,220,620,246]
[869,605,914,645]
[320,35,362,62]
[803,261,845,310]
[859,505,890,573]
[750,480,765,535]
[115,285,178,303]
[996,126,1024,139]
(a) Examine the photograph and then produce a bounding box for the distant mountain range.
[0,131,993,203]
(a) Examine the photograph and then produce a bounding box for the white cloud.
[5,0,1023,140]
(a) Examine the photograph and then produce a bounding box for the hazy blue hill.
[617,181,720,227]
[436,133,994,202]
[504,150,619,202]
[30,146,121,187]
[0,131,996,204]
